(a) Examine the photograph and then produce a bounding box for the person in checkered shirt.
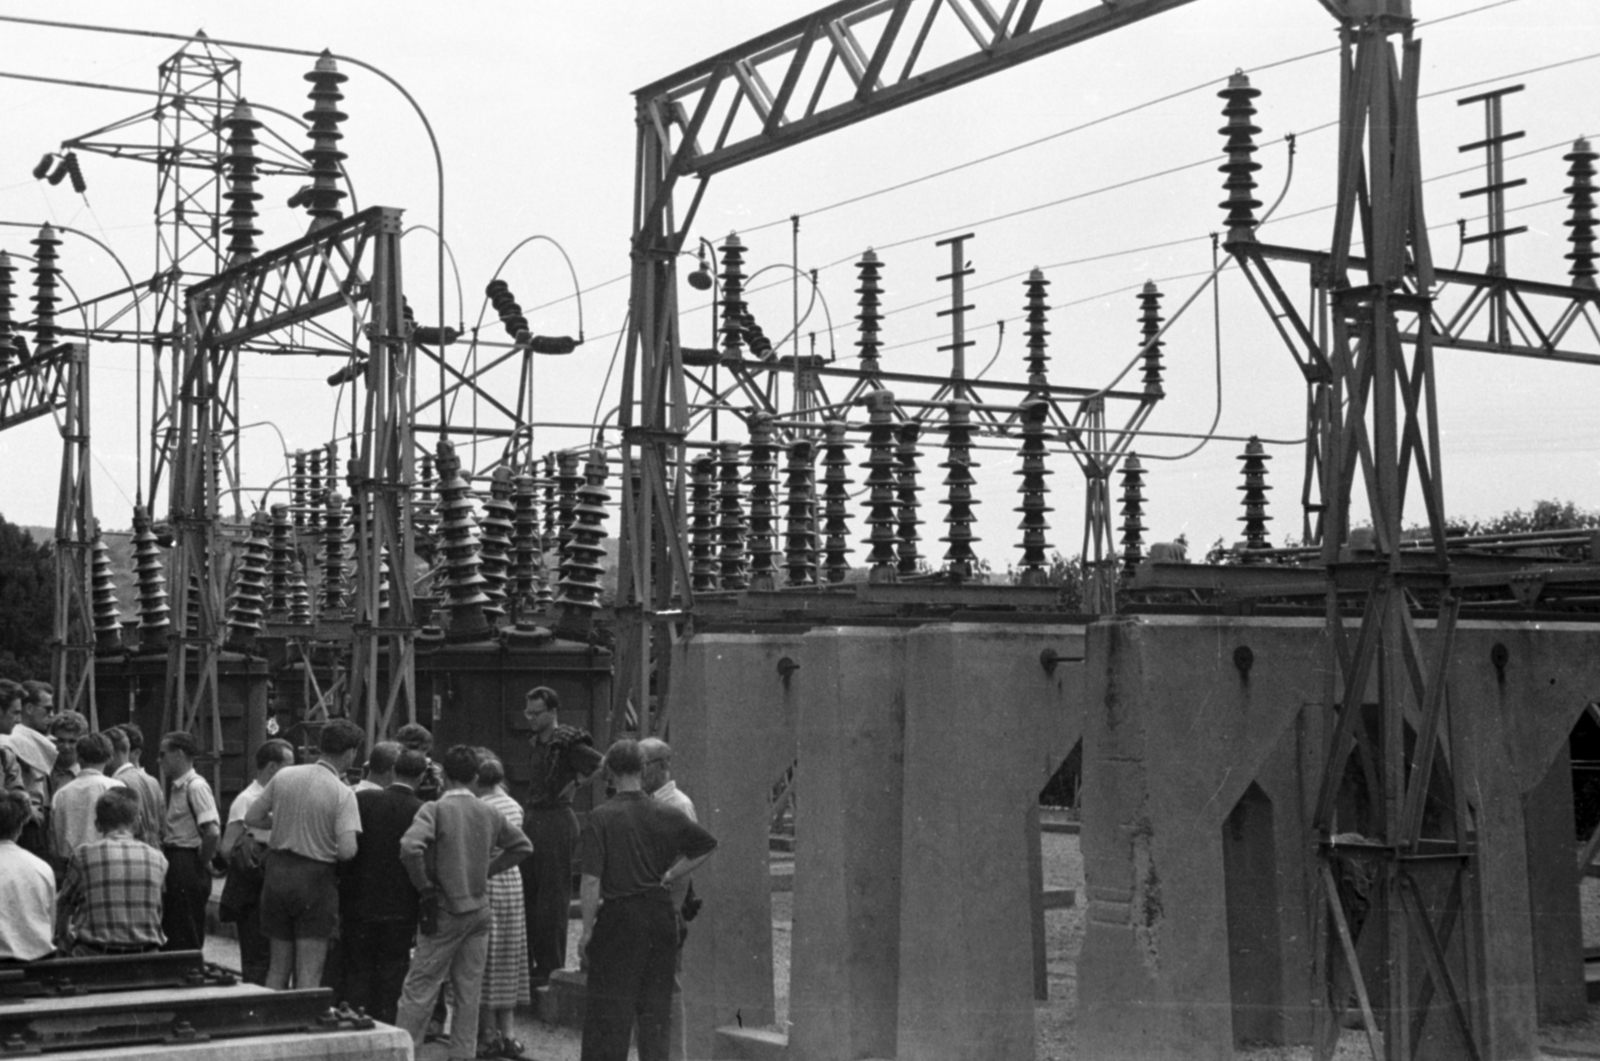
[55,788,168,956]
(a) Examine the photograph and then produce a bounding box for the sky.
[0,0,1595,572]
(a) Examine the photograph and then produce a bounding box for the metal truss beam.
[636,0,1200,180]
[168,206,415,757]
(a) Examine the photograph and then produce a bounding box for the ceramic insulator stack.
[479,467,515,622]
[555,449,610,613]
[226,512,272,650]
[131,506,170,652]
[782,440,818,587]
[302,53,349,231]
[1238,437,1272,561]
[1119,454,1147,578]
[716,440,748,590]
[1218,71,1263,241]
[894,422,923,577]
[859,391,900,584]
[434,440,490,637]
[745,416,779,591]
[222,100,263,264]
[856,250,884,375]
[1014,399,1053,586]
[1565,137,1598,289]
[91,528,122,653]
[820,421,854,583]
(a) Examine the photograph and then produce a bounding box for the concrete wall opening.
[1223,781,1284,1047]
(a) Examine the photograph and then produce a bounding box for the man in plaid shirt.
[56,789,167,956]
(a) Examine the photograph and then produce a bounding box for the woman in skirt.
[473,753,531,1058]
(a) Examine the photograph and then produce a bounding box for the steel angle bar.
[639,0,1200,177]
[1398,873,1483,1061]
[1321,862,1384,1061]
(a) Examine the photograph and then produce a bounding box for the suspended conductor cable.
[1146,234,1226,463]
[591,309,630,444]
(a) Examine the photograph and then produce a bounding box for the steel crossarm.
[0,344,70,430]
[636,0,1201,182]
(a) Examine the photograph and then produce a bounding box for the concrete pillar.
[787,627,906,1061]
[673,632,801,1060]
[1523,741,1586,1023]
[894,624,1079,1061]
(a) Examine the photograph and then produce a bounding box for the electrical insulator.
[1014,399,1054,586]
[226,511,272,651]
[820,421,854,583]
[689,455,720,592]
[485,279,531,344]
[782,440,817,587]
[940,399,982,582]
[302,51,349,230]
[321,491,350,614]
[718,234,747,362]
[1023,268,1051,393]
[288,561,313,625]
[556,452,582,556]
[716,440,748,590]
[859,390,901,584]
[1138,282,1165,398]
[307,449,325,535]
[895,422,923,577]
[1566,137,1598,290]
[741,312,773,359]
[746,415,779,591]
[222,101,264,264]
[856,249,884,374]
[91,528,122,654]
[61,152,85,195]
[31,223,62,352]
[556,449,610,614]
[541,453,559,552]
[480,467,515,623]
[1119,454,1147,578]
[292,451,308,529]
[1238,436,1272,560]
[131,505,170,653]
[377,552,392,624]
[513,471,541,619]
[31,154,53,181]
[45,157,69,187]
[0,251,15,371]
[414,451,437,564]
[268,503,293,621]
[434,440,491,637]
[1218,70,1263,240]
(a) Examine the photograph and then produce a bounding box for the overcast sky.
[0,0,1594,569]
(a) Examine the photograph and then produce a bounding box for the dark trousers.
[161,847,210,952]
[235,903,270,984]
[580,892,678,1061]
[341,918,415,1025]
[522,806,577,983]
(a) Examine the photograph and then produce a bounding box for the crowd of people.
[0,679,718,1061]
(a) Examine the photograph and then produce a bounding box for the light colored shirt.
[227,779,272,844]
[651,779,697,823]
[51,768,124,859]
[114,763,165,848]
[353,779,382,793]
[162,769,220,849]
[0,840,55,960]
[6,726,57,815]
[245,761,360,862]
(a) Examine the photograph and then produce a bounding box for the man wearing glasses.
[520,686,602,989]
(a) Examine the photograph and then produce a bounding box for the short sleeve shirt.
[163,769,220,849]
[579,790,717,901]
[227,779,271,844]
[251,761,361,862]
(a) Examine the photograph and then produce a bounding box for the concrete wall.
[1078,615,1600,1061]
[671,621,1083,1061]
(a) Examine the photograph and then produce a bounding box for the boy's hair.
[0,791,31,839]
[161,731,200,760]
[121,722,146,753]
[395,723,433,752]
[256,738,294,770]
[604,738,644,778]
[441,744,482,784]
[93,788,140,834]
[475,755,506,788]
[76,731,114,767]
[366,741,402,776]
[394,749,428,780]
[320,718,365,756]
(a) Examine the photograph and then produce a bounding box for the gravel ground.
[203,837,1600,1060]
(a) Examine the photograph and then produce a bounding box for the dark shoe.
[497,1039,525,1058]
[476,1036,503,1059]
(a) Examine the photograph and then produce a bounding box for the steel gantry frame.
[621,0,1200,732]
[1214,0,1600,1054]
[169,205,416,751]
